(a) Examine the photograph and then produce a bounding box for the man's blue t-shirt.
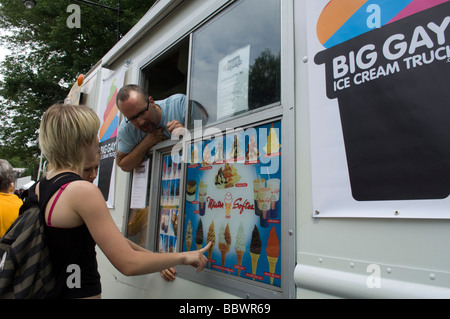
[117,94,186,154]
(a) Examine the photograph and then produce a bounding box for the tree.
[0,0,155,179]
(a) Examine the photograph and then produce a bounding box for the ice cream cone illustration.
[202,144,211,166]
[229,134,243,160]
[266,226,280,285]
[186,239,192,252]
[263,123,281,156]
[235,250,244,276]
[235,222,245,276]
[215,138,224,163]
[185,220,192,251]
[266,256,278,285]
[250,252,260,279]
[224,192,233,219]
[218,224,231,268]
[195,219,203,251]
[250,225,261,280]
[207,221,216,268]
[191,143,199,164]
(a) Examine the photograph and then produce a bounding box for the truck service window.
[188,0,281,128]
[142,39,189,100]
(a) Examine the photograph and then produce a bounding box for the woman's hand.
[182,242,211,272]
[160,268,177,281]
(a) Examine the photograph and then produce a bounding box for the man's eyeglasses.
[125,100,149,123]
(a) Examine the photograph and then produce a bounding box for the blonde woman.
[38,104,210,299]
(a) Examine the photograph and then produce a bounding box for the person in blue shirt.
[116,85,186,172]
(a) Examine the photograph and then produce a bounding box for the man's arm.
[116,130,164,172]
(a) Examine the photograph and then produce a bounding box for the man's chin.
[139,125,152,133]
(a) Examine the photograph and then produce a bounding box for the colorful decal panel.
[183,121,282,286]
[308,0,450,217]
[158,153,183,253]
[318,0,448,48]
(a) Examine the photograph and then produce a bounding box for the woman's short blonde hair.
[39,104,100,173]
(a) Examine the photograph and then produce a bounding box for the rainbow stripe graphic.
[317,0,449,48]
[99,78,119,143]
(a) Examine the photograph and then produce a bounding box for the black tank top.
[39,172,101,299]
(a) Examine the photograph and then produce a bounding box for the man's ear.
[149,96,155,104]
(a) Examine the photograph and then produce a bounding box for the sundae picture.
[186,180,197,202]
[218,224,232,267]
[246,133,259,163]
[214,163,241,189]
[267,178,280,218]
[229,134,243,160]
[252,178,265,216]
[257,187,272,227]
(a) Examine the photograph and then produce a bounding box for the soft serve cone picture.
[250,225,261,280]
[266,226,280,285]
[235,222,245,276]
[218,224,231,267]
[185,220,192,251]
[207,221,216,268]
[195,219,203,251]
[263,123,281,156]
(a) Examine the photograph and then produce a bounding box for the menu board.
[157,153,182,253]
[183,121,282,286]
[217,45,251,120]
[127,158,151,247]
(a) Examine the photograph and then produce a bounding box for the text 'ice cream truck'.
[73,0,450,299]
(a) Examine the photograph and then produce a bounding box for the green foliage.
[0,0,154,177]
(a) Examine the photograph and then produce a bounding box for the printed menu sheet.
[157,153,182,253]
[183,121,282,286]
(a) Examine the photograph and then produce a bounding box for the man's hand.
[116,128,165,172]
[147,128,165,144]
[166,120,184,136]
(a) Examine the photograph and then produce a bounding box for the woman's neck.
[46,168,79,179]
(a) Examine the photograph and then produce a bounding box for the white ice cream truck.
[74,0,450,299]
